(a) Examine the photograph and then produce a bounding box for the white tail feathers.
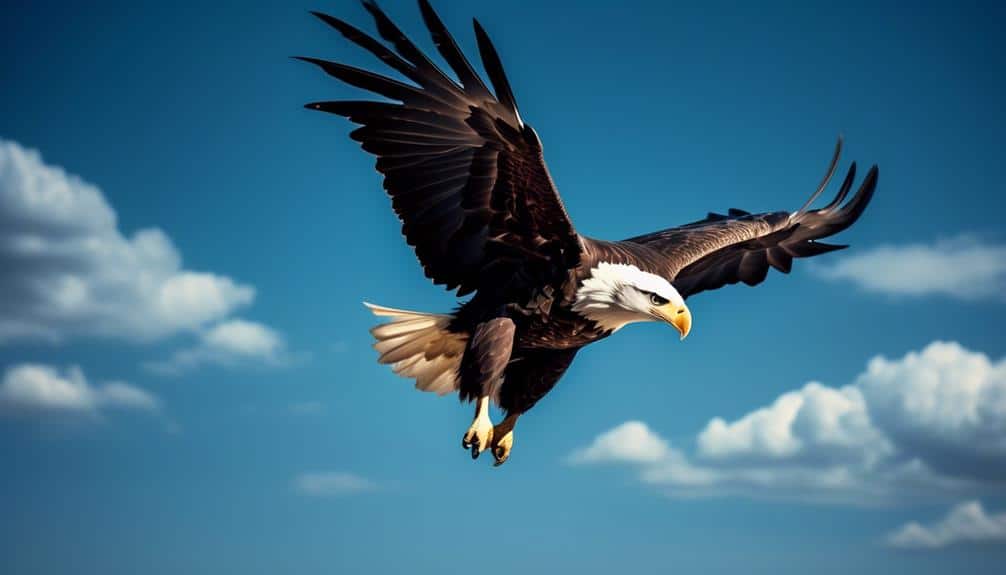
[364,302,467,396]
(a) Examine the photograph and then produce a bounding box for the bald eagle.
[299,0,878,466]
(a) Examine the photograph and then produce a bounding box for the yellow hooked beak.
[654,302,692,340]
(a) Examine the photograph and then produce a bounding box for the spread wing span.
[625,138,879,298]
[298,0,580,297]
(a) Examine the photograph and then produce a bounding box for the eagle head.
[572,262,692,337]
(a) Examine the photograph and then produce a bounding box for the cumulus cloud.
[0,363,158,417]
[293,472,376,497]
[886,501,1006,549]
[567,421,671,464]
[568,342,1006,503]
[0,138,255,343]
[814,236,1006,301]
[855,342,1006,479]
[697,382,892,465]
[144,319,288,375]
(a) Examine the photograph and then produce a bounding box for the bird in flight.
[299,0,878,467]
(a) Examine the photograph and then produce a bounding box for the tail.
[364,302,468,396]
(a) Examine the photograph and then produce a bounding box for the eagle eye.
[648,292,669,306]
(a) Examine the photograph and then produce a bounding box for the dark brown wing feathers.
[625,140,878,298]
[300,0,578,297]
[303,2,878,306]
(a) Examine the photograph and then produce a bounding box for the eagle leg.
[462,395,495,459]
[458,317,516,460]
[490,413,519,467]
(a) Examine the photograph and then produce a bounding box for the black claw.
[492,446,508,466]
[470,444,480,460]
[462,438,470,449]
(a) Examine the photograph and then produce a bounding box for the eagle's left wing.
[623,139,878,299]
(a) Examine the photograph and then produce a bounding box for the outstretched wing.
[624,139,878,299]
[299,0,579,297]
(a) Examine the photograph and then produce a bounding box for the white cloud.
[886,501,1006,549]
[568,342,1006,503]
[144,319,287,375]
[0,363,158,417]
[855,342,1006,478]
[697,382,891,465]
[293,472,375,497]
[567,421,671,465]
[814,236,1006,301]
[0,138,255,343]
[203,320,283,357]
[0,139,293,373]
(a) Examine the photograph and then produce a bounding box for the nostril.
[677,309,685,315]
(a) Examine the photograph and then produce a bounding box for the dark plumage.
[300,0,879,466]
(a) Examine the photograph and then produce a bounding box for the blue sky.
[1,1,1005,573]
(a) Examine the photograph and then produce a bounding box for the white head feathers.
[572,262,684,332]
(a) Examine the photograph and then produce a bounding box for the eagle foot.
[461,421,493,459]
[491,430,514,467]
[490,415,519,467]
[461,401,494,460]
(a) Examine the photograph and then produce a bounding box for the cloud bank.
[0,363,158,417]
[814,236,1006,301]
[886,501,1006,549]
[569,341,1006,503]
[0,139,258,343]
